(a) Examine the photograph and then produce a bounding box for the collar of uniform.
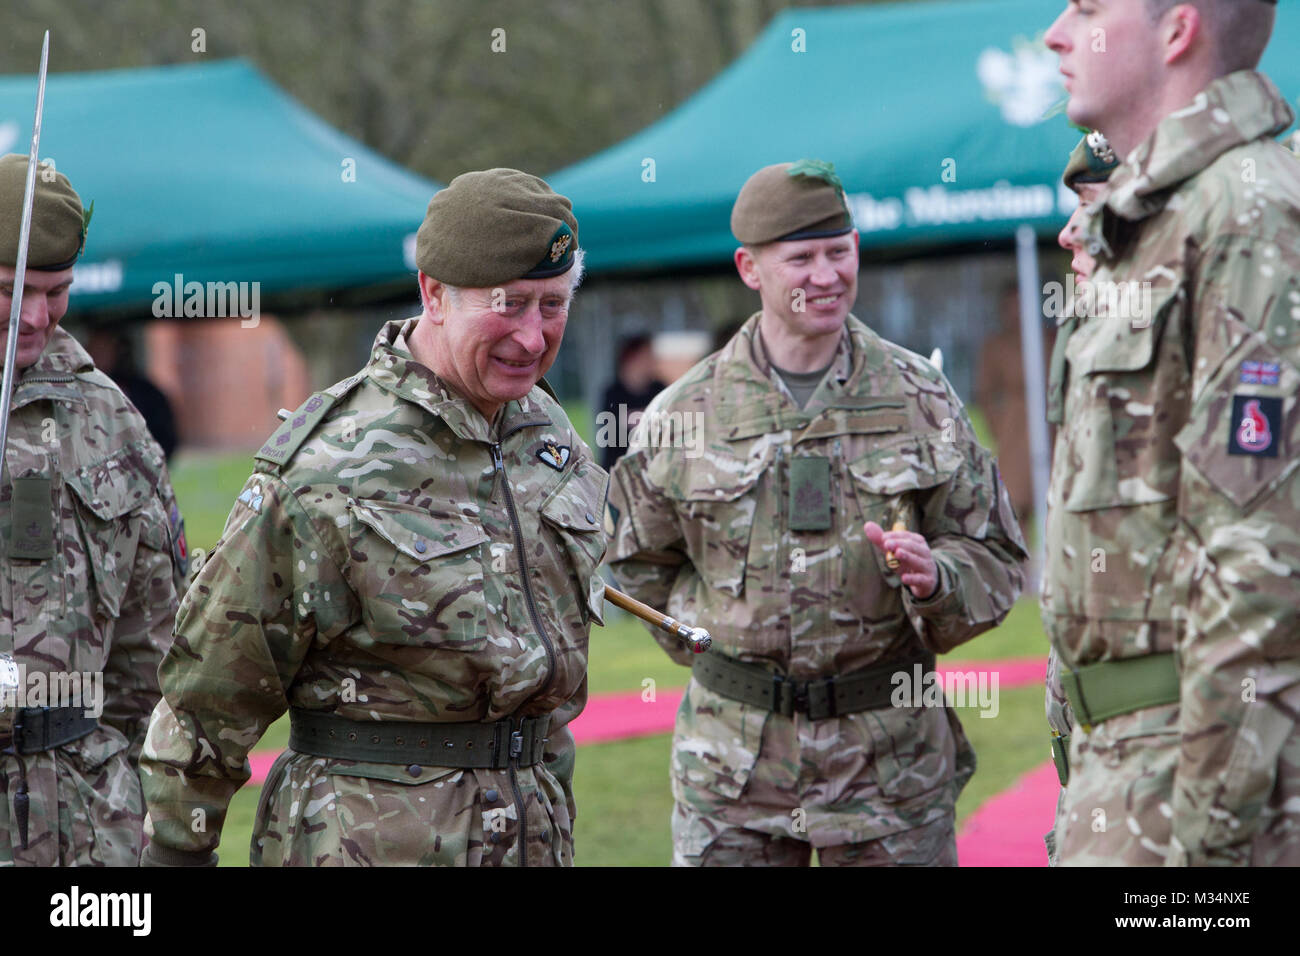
[365,316,551,444]
[9,327,90,408]
[715,313,904,438]
[1104,70,1295,223]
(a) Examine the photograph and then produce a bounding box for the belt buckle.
[773,675,794,717]
[791,681,810,715]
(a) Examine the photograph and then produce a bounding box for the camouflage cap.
[1063,131,1119,191]
[0,154,89,271]
[415,168,578,288]
[731,159,854,244]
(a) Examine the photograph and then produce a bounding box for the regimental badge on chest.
[537,441,571,471]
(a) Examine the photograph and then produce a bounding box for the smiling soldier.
[139,169,609,867]
[1043,0,1300,866]
[606,160,1027,866]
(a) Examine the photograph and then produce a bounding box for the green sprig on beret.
[415,168,579,288]
[0,153,88,270]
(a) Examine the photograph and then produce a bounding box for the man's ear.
[418,271,448,324]
[1161,2,1201,66]
[734,245,762,292]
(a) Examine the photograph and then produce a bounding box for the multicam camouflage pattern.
[140,317,608,866]
[607,313,1027,863]
[1044,71,1300,866]
[0,328,183,866]
[1042,646,1073,865]
[1051,703,1179,866]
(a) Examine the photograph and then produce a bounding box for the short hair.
[1143,0,1275,74]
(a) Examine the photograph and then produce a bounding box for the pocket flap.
[66,447,160,520]
[348,499,487,561]
[1068,284,1179,375]
[539,460,608,533]
[669,447,772,503]
[848,438,959,495]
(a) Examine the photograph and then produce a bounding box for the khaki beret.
[1063,132,1119,191]
[0,154,89,271]
[415,168,578,288]
[731,159,854,245]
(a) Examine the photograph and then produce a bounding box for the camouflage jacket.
[606,314,1026,846]
[1,328,184,866]
[608,312,1026,672]
[1045,70,1300,864]
[140,318,608,867]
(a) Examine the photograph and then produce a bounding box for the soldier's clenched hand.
[864,521,938,600]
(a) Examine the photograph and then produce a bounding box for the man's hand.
[864,521,938,599]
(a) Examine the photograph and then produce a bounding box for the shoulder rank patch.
[1228,395,1280,458]
[538,441,571,471]
[254,375,362,472]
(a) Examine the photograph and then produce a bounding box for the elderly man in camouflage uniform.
[140,169,608,867]
[606,160,1027,866]
[1044,0,1300,866]
[1043,132,1119,866]
[0,155,186,866]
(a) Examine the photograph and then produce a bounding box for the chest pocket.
[1058,289,1184,513]
[845,436,962,603]
[347,498,488,649]
[539,458,609,626]
[846,436,962,522]
[66,452,159,620]
[663,447,771,598]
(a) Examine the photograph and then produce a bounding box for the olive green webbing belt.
[289,709,550,769]
[1060,651,1180,733]
[692,649,935,719]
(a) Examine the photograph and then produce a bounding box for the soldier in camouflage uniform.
[140,169,608,867]
[606,160,1027,866]
[1044,0,1300,865]
[1043,132,1118,866]
[0,155,186,866]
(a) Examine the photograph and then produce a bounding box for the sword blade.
[0,30,51,473]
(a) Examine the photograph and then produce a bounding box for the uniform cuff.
[904,557,958,613]
[140,840,219,867]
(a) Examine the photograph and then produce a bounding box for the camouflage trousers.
[1044,786,1066,867]
[669,678,972,867]
[1056,700,1300,865]
[1053,702,1180,866]
[672,802,957,866]
[0,727,145,866]
[248,747,575,867]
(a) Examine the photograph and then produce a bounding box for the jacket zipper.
[491,439,556,868]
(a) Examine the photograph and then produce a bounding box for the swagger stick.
[605,584,711,654]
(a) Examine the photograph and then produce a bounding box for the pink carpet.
[956,761,1060,866]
